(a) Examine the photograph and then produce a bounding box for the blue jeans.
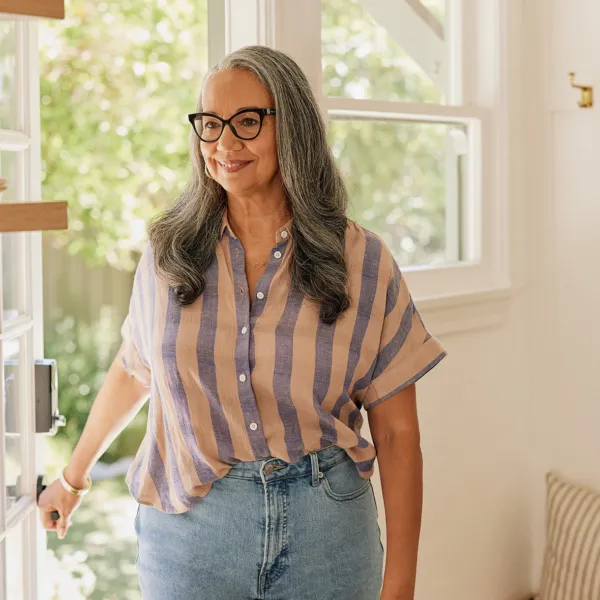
[134,444,385,599]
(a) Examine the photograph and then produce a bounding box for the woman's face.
[200,69,279,196]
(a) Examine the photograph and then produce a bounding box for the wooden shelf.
[0,0,65,19]
[0,201,68,233]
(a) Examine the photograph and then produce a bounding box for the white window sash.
[223,0,514,334]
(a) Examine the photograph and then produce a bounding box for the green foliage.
[322,0,443,103]
[323,0,452,266]
[46,475,140,600]
[39,0,209,271]
[40,0,209,462]
[44,306,148,462]
[328,119,454,266]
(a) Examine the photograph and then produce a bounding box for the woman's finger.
[39,506,60,530]
[57,516,68,539]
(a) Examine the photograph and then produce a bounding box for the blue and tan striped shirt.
[120,209,447,513]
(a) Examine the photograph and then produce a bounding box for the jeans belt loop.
[310,451,323,487]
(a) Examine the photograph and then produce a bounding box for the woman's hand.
[37,477,84,539]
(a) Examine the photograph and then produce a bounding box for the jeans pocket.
[321,456,372,502]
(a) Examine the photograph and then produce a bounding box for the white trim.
[444,126,462,264]
[405,0,444,39]
[324,97,488,122]
[0,18,45,600]
[258,0,277,47]
[0,78,4,598]
[0,130,30,150]
[446,0,463,104]
[488,0,511,292]
[224,0,277,54]
[24,19,44,600]
[271,0,324,116]
[2,498,35,544]
[0,292,6,600]
[14,22,25,131]
[207,0,226,66]
[464,114,483,265]
[0,14,42,22]
[418,284,516,337]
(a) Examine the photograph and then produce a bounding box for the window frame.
[217,0,516,334]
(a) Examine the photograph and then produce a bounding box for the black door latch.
[36,475,61,522]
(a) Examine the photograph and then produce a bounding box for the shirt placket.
[228,227,290,459]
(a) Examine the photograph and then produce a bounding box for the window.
[322,0,464,269]
[217,0,512,329]
[322,0,447,104]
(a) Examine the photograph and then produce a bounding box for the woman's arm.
[367,382,423,600]
[62,343,151,488]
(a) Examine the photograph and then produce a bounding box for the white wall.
[370,289,534,599]
[413,318,532,599]
[525,0,600,586]
[365,4,536,597]
[400,1,600,594]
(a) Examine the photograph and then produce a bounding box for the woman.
[38,45,447,599]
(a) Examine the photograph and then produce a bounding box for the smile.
[216,160,251,173]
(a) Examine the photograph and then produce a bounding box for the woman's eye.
[241,118,258,127]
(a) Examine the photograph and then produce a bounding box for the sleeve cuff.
[362,337,447,410]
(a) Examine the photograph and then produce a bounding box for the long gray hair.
[147,45,351,324]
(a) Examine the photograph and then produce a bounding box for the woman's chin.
[219,179,255,194]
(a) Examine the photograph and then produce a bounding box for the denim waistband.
[224,444,349,486]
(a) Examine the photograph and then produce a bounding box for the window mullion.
[268,0,323,97]
[224,0,322,91]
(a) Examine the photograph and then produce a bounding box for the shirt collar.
[219,208,293,244]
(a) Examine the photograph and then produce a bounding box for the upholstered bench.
[526,471,600,600]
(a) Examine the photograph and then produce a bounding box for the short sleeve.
[362,250,447,410]
[120,242,152,388]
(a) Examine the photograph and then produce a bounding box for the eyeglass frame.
[187,107,277,142]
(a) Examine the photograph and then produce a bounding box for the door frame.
[0,15,49,600]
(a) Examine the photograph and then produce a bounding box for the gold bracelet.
[60,468,92,496]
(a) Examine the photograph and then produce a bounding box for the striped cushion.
[539,471,600,600]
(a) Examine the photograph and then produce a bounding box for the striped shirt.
[120,209,447,513]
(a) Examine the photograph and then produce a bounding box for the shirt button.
[239,374,246,382]
[249,422,258,431]
[256,291,264,299]
[241,326,247,334]
[281,230,288,238]
[274,251,282,259]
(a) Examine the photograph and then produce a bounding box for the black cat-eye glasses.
[188,108,276,142]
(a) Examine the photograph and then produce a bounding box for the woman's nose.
[217,124,244,151]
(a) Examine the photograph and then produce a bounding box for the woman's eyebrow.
[202,106,260,117]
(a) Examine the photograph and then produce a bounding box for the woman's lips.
[216,160,251,173]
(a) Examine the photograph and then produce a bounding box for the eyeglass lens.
[195,111,261,141]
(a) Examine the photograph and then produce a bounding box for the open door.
[0,8,67,600]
